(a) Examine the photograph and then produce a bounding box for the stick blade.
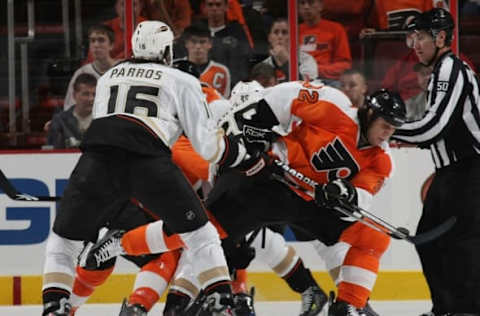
[408,216,457,245]
[0,170,61,202]
[14,193,61,202]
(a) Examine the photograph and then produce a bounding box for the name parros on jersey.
[109,66,163,81]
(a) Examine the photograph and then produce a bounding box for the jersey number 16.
[107,84,161,117]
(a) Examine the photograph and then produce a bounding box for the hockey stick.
[0,169,61,202]
[338,201,456,245]
[270,159,456,245]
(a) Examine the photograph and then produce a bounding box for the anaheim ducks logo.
[311,137,360,181]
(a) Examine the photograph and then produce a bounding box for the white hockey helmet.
[131,21,174,64]
[229,80,265,110]
[230,80,265,101]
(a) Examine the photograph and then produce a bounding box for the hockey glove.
[314,178,357,209]
[219,98,279,154]
[219,134,272,177]
[235,151,272,177]
[218,134,249,170]
[242,123,277,153]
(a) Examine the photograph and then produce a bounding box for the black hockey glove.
[314,178,357,209]
[218,134,248,169]
[219,98,279,154]
[235,150,272,177]
[242,123,278,153]
[219,134,272,177]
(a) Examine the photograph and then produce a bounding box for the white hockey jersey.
[92,61,228,164]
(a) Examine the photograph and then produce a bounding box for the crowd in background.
[1,0,480,149]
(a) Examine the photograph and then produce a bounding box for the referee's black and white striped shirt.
[394,51,480,169]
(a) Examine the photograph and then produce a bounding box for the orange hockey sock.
[122,224,185,255]
[232,269,248,294]
[129,287,160,311]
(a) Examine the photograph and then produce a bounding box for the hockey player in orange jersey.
[81,79,407,316]
[202,82,407,316]
[73,79,327,316]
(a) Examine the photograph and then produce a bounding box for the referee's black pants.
[417,157,480,314]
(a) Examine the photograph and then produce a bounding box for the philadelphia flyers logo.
[311,137,360,181]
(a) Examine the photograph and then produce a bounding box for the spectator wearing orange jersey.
[143,0,192,38]
[321,0,373,61]
[183,23,232,98]
[298,0,352,86]
[359,0,447,38]
[322,0,373,40]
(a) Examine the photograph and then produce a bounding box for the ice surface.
[0,300,432,316]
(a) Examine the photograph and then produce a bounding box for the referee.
[394,8,480,315]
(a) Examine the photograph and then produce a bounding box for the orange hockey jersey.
[263,81,393,208]
[369,0,446,30]
[200,61,232,98]
[299,19,352,80]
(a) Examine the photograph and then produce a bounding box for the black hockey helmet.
[366,89,406,127]
[407,8,454,44]
[172,59,200,79]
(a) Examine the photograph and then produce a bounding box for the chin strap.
[422,46,440,67]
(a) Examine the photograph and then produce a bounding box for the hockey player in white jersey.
[41,21,264,316]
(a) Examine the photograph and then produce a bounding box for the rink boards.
[0,148,434,304]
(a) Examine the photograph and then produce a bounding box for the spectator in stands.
[235,0,270,55]
[321,0,373,61]
[183,23,231,97]
[339,68,368,108]
[404,62,432,121]
[262,18,318,83]
[196,0,253,87]
[322,0,372,41]
[194,0,262,53]
[248,62,277,88]
[382,49,421,101]
[143,0,192,38]
[359,0,446,39]
[383,48,477,102]
[84,0,146,62]
[47,74,96,149]
[64,24,116,110]
[298,0,352,87]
